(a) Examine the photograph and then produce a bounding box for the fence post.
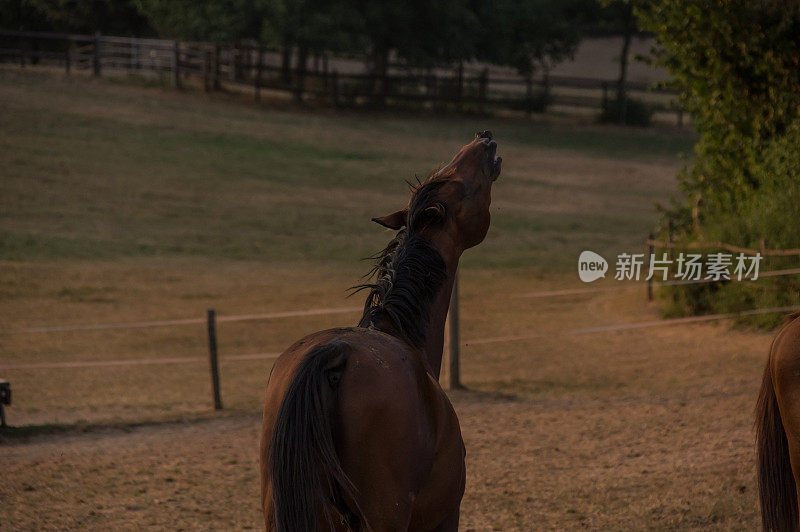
[206,309,223,410]
[213,45,221,90]
[677,107,684,128]
[171,40,180,89]
[478,68,488,115]
[330,70,339,106]
[230,45,238,82]
[427,73,438,108]
[456,62,464,111]
[647,232,654,302]
[93,31,102,76]
[541,68,551,107]
[130,36,136,71]
[601,81,608,110]
[64,38,71,74]
[667,219,674,261]
[254,46,263,103]
[203,50,212,92]
[525,75,533,118]
[447,269,462,390]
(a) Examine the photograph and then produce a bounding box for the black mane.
[353,179,449,347]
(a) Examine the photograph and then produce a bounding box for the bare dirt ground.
[1,281,768,530]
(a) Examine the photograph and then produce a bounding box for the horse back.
[260,326,465,531]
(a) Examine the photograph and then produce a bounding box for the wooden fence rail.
[0,28,685,122]
[647,238,800,257]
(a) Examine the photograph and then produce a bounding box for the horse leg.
[429,508,459,532]
[778,392,800,514]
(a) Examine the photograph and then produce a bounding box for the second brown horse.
[260,132,502,530]
[757,312,800,531]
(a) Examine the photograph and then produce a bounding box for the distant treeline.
[3,0,642,105]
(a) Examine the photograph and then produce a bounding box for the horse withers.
[260,132,502,531]
[757,311,800,531]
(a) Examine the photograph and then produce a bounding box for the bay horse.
[260,131,502,531]
[757,311,800,530]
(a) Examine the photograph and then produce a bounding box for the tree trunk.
[616,4,634,124]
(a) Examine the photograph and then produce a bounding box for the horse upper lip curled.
[477,130,502,181]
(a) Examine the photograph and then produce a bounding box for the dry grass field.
[0,66,772,529]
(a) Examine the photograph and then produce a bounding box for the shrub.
[637,1,800,328]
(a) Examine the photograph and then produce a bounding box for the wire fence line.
[3,266,799,335]
[0,28,684,122]
[0,306,362,335]
[0,351,282,371]
[4,304,799,372]
[514,267,800,299]
[647,238,800,257]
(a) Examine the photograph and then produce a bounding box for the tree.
[473,0,591,108]
[134,0,263,42]
[637,1,800,326]
[638,1,800,234]
[353,0,479,105]
[598,0,643,123]
[1,0,54,32]
[24,0,152,35]
[260,0,361,94]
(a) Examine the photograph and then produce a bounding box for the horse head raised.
[372,130,502,251]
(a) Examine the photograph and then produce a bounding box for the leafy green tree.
[473,0,591,107]
[1,0,52,31]
[639,1,800,239]
[638,1,800,325]
[134,0,262,42]
[597,0,644,123]
[260,0,361,89]
[353,0,480,105]
[21,0,152,34]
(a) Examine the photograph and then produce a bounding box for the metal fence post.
[213,45,221,90]
[647,233,654,301]
[447,270,462,390]
[93,31,102,76]
[207,309,223,410]
[478,68,488,115]
[330,70,339,106]
[64,38,71,74]
[171,40,180,89]
[254,46,263,102]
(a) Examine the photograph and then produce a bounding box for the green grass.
[0,66,693,270]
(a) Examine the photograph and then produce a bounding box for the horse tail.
[756,349,798,531]
[269,341,367,532]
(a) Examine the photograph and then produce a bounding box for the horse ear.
[371,208,408,230]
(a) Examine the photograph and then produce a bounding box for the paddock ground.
[0,67,767,529]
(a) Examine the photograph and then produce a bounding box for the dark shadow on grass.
[0,409,260,444]
[447,385,521,404]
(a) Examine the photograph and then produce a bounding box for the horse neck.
[419,234,460,379]
[358,228,461,379]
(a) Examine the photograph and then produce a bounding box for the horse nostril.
[476,130,493,140]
